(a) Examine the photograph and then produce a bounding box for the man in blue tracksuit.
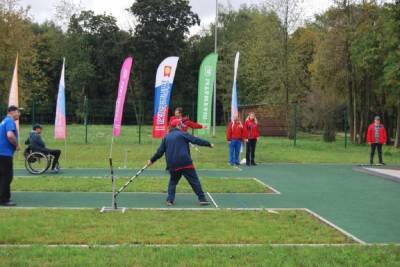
[148,119,214,206]
[0,106,20,206]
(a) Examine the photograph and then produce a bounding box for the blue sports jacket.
[150,128,212,170]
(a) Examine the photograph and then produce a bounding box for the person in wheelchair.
[27,124,61,172]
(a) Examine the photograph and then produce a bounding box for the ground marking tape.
[303,208,366,245]
[252,178,281,194]
[206,192,219,208]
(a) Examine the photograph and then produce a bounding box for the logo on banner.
[205,66,213,76]
[164,66,172,77]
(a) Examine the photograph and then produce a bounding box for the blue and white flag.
[152,56,179,138]
[231,52,240,121]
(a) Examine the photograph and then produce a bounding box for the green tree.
[128,0,200,121]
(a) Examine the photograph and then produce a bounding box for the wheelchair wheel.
[25,152,51,175]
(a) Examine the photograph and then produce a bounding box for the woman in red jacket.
[366,116,387,165]
[243,112,260,166]
[226,115,244,166]
[169,107,207,132]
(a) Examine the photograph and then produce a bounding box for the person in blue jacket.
[148,119,214,206]
[0,106,20,206]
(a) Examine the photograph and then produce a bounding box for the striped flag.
[231,52,240,121]
[55,58,66,139]
[8,54,19,130]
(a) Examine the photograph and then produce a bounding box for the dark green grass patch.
[0,209,353,245]
[12,176,272,193]
[0,245,399,267]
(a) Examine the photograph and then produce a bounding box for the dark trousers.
[0,156,13,203]
[246,139,257,164]
[167,168,206,202]
[39,148,61,169]
[370,143,383,164]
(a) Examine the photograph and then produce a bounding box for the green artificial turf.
[0,209,353,245]
[12,176,272,193]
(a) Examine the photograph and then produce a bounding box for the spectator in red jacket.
[227,115,244,166]
[366,116,387,165]
[169,107,207,132]
[243,112,260,166]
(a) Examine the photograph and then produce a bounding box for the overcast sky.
[19,0,333,32]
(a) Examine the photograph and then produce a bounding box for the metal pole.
[192,100,195,135]
[31,99,35,126]
[84,96,88,144]
[212,0,218,137]
[294,103,297,147]
[344,108,348,148]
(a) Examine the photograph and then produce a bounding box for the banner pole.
[64,138,67,162]
[110,137,116,209]
[213,0,218,137]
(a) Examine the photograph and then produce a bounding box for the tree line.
[0,0,398,146]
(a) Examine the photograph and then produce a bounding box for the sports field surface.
[1,125,399,265]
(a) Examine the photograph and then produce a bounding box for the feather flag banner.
[8,54,19,130]
[152,56,179,138]
[231,52,240,122]
[197,53,218,135]
[55,58,66,140]
[112,57,134,137]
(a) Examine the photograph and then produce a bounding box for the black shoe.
[251,162,257,166]
[0,201,16,206]
[199,200,211,206]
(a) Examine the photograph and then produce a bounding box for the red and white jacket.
[243,118,260,140]
[366,123,387,144]
[169,116,204,132]
[227,121,244,141]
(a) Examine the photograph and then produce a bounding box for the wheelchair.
[24,146,58,175]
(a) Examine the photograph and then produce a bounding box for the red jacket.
[243,119,260,140]
[366,123,387,144]
[169,116,203,132]
[227,121,244,141]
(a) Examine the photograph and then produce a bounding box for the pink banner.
[112,57,133,137]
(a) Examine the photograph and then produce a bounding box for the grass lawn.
[1,246,399,267]
[14,125,400,169]
[12,176,272,193]
[0,209,353,245]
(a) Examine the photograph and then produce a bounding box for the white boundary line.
[303,208,366,245]
[252,178,281,194]
[207,192,219,208]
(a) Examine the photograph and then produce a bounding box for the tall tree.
[263,0,303,117]
[128,0,200,121]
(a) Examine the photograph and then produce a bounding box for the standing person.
[148,119,214,206]
[226,115,244,166]
[28,124,61,172]
[0,106,20,206]
[244,112,260,166]
[169,107,208,132]
[367,116,387,166]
